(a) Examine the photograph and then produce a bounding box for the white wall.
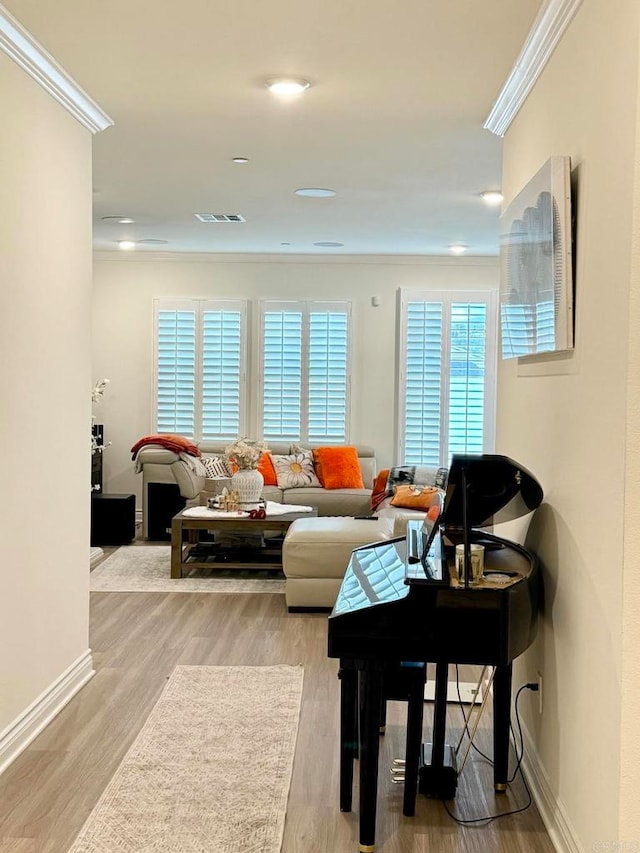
[499,0,640,847]
[92,254,498,500]
[0,53,93,736]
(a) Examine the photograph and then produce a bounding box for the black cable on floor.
[443,680,533,825]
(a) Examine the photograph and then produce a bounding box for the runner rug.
[68,665,304,852]
[90,545,285,593]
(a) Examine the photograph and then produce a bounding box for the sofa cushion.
[283,517,393,580]
[284,487,372,517]
[313,446,364,490]
[262,485,284,503]
[272,450,321,488]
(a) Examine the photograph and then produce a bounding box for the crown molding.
[93,250,499,266]
[0,3,112,133]
[484,0,583,137]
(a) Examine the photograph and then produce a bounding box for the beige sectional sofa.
[134,440,377,539]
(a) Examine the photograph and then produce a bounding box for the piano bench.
[282,516,393,609]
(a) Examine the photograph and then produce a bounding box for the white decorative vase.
[231,468,264,506]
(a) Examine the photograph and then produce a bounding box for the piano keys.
[327,454,543,852]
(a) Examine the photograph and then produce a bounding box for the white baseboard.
[519,722,582,853]
[0,650,95,776]
[424,680,483,704]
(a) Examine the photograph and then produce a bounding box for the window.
[398,290,497,466]
[258,301,351,443]
[154,299,247,441]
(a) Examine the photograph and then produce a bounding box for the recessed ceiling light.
[102,215,135,224]
[314,241,344,248]
[232,157,249,164]
[265,77,311,96]
[449,244,468,255]
[118,240,136,251]
[295,188,336,198]
[137,239,169,245]
[280,242,291,246]
[480,190,504,206]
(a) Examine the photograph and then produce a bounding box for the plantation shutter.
[260,301,351,443]
[399,290,496,466]
[155,307,197,437]
[403,301,443,466]
[201,307,243,441]
[262,309,303,441]
[308,310,348,443]
[448,303,487,456]
[154,299,246,441]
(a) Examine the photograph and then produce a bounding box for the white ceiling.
[4,0,541,257]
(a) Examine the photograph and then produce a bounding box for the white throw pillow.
[201,455,233,478]
[272,450,321,489]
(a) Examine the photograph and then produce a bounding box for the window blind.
[156,309,197,437]
[154,299,246,441]
[399,290,496,467]
[260,301,350,443]
[201,309,242,440]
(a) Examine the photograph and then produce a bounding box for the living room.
[2,1,640,852]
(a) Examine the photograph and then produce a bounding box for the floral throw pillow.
[201,455,233,478]
[272,450,321,489]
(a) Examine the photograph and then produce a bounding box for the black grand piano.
[327,454,543,852]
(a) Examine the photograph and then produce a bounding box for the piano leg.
[493,662,513,791]
[402,665,426,817]
[418,661,458,800]
[339,666,358,812]
[358,667,383,852]
[432,661,448,769]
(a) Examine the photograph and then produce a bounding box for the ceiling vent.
[194,213,246,223]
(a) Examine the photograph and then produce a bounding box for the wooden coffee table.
[170,507,318,578]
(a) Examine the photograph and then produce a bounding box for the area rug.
[68,664,304,852]
[90,546,286,593]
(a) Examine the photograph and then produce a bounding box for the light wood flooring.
[0,546,555,853]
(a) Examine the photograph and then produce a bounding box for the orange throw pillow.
[390,484,443,510]
[257,452,278,486]
[371,468,390,511]
[313,446,364,490]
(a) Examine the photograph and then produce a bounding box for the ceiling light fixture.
[480,190,504,206]
[295,188,336,198]
[265,77,311,96]
[314,241,344,248]
[449,244,468,255]
[118,240,136,251]
[102,215,135,224]
[232,157,249,164]
[137,239,169,245]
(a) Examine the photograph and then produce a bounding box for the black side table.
[91,493,136,546]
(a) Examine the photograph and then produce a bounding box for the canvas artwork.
[499,156,574,359]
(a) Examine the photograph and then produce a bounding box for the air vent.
[194,213,246,223]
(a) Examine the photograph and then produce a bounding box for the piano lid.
[442,454,543,534]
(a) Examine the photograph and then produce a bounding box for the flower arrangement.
[91,378,111,456]
[224,437,268,470]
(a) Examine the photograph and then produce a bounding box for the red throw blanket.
[131,434,201,460]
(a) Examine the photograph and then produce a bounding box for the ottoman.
[282,516,394,610]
